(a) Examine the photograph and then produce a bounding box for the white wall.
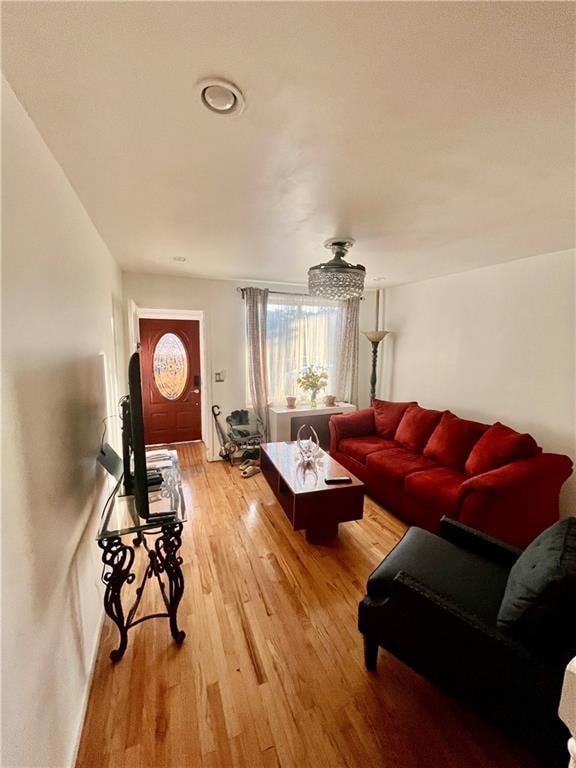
[382,250,575,514]
[123,273,376,459]
[1,79,124,767]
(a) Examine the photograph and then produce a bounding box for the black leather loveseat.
[359,517,576,766]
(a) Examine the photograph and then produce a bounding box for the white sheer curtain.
[335,297,360,405]
[244,287,269,437]
[266,294,356,405]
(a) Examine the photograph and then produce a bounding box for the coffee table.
[260,442,365,542]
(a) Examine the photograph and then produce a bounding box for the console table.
[97,449,186,662]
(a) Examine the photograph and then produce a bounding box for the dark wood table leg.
[305,519,339,543]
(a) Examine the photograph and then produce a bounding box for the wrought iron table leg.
[98,537,135,662]
[156,523,186,644]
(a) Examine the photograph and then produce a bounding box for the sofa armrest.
[329,408,375,453]
[460,454,573,496]
[438,516,522,564]
[359,569,539,686]
[388,571,537,664]
[456,454,573,548]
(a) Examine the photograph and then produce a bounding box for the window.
[153,332,188,400]
[266,294,343,405]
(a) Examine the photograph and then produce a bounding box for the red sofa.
[329,400,573,548]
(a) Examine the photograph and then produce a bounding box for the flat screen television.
[121,351,150,520]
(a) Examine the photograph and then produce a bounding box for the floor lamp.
[361,330,388,402]
[361,289,389,402]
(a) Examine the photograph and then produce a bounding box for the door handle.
[193,388,200,394]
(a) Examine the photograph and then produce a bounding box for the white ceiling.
[2,2,574,287]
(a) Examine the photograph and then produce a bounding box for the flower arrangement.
[296,365,328,406]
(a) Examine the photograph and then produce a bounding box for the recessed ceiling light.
[173,256,187,262]
[197,78,245,116]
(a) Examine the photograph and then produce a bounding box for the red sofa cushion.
[465,422,541,476]
[404,467,466,516]
[373,399,417,438]
[338,436,396,465]
[423,412,489,471]
[367,446,438,485]
[395,405,444,453]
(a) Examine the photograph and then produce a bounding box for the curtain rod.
[238,287,309,299]
[237,287,364,300]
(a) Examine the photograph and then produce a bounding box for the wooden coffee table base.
[305,519,340,543]
[260,442,365,543]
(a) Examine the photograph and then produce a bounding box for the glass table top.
[97,449,186,540]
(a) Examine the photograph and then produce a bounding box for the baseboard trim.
[69,607,105,768]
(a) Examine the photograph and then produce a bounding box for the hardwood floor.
[77,442,535,768]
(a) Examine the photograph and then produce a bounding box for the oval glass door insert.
[153,332,189,400]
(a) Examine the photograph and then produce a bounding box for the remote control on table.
[324,476,352,485]
[146,470,164,487]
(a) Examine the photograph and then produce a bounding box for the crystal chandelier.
[308,238,366,300]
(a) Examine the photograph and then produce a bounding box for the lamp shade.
[361,330,388,343]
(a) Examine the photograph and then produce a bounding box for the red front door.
[139,318,202,445]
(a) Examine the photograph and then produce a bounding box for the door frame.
[135,308,211,453]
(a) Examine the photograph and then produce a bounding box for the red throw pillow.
[423,412,489,470]
[372,399,417,438]
[464,422,541,476]
[394,405,444,453]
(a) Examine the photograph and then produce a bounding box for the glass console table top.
[97,449,186,540]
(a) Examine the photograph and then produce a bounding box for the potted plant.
[296,365,328,407]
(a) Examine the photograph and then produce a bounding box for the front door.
[139,318,202,445]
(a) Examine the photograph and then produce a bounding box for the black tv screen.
[124,351,150,520]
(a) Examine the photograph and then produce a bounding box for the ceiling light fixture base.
[197,78,245,116]
[323,237,356,255]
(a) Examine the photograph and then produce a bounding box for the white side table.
[559,657,576,768]
[268,403,357,448]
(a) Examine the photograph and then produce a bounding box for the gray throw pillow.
[497,517,576,647]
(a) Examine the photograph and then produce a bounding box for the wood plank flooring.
[77,442,535,768]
